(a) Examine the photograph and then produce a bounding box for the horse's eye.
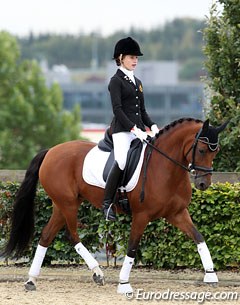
[199,148,205,154]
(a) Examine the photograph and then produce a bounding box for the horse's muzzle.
[194,175,212,191]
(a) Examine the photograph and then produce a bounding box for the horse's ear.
[202,119,210,133]
[216,119,230,134]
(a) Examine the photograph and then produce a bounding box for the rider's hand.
[131,125,148,142]
[151,124,159,136]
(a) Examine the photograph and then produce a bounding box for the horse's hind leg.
[167,208,218,284]
[61,202,104,286]
[25,199,104,291]
[25,203,66,291]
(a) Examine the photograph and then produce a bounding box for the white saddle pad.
[82,143,147,192]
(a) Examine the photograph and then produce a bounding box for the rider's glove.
[131,125,148,142]
[151,124,159,136]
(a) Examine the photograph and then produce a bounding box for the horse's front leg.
[117,213,149,294]
[167,208,218,284]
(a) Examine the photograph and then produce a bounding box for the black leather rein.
[144,127,215,179]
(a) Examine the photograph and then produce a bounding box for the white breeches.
[112,132,136,170]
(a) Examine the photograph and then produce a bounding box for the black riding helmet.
[112,37,143,59]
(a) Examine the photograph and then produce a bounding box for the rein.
[144,127,214,178]
[139,125,219,202]
[144,139,189,172]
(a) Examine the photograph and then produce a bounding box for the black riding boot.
[102,161,123,221]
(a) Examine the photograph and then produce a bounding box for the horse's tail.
[2,149,49,258]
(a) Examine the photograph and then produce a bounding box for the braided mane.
[155,117,203,138]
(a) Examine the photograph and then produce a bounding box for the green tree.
[202,0,240,171]
[18,18,206,71]
[0,31,81,169]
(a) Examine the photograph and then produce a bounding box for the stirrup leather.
[104,203,116,221]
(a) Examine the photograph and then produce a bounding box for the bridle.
[144,127,219,179]
[184,127,218,178]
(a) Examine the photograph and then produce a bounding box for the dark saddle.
[98,128,143,187]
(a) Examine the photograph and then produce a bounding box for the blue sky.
[0,0,220,36]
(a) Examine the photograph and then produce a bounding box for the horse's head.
[187,119,229,191]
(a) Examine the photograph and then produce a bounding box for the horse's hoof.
[24,281,36,291]
[117,282,133,295]
[204,271,218,285]
[93,273,105,286]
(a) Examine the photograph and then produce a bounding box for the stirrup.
[104,203,116,221]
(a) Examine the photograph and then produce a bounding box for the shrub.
[0,181,239,269]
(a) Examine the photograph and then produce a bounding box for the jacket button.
[136,113,139,115]
[136,104,138,107]
[136,96,139,99]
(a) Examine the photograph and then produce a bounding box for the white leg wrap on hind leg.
[75,242,98,270]
[28,244,48,278]
[119,255,134,283]
[197,242,214,271]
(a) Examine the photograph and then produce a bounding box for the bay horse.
[2,118,228,294]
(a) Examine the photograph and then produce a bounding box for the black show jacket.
[108,69,155,134]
